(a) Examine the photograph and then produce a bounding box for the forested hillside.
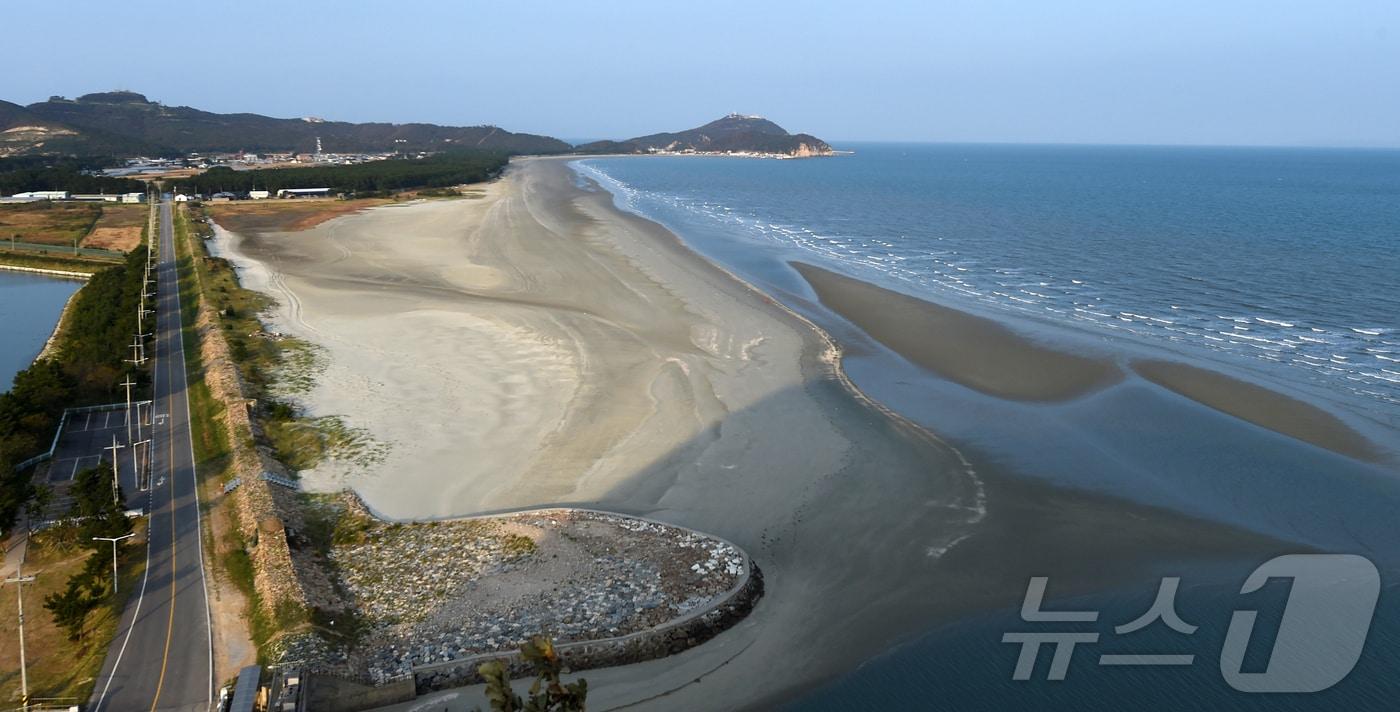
[174,150,508,194]
[11,92,569,156]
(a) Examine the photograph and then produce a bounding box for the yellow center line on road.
[149,229,178,711]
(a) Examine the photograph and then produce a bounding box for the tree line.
[0,245,149,531]
[174,150,509,195]
[42,462,135,642]
[0,156,144,195]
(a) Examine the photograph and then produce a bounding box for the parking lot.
[46,402,152,510]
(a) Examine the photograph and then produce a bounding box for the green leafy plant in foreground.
[478,637,588,712]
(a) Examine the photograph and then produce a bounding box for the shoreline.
[0,263,94,279]
[34,283,86,363]
[210,158,1320,710]
[793,260,1387,463]
[0,267,84,383]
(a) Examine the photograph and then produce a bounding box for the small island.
[576,113,835,158]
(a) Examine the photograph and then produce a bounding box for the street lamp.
[92,533,136,594]
[5,566,36,709]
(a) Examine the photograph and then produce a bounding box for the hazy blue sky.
[5,0,1398,147]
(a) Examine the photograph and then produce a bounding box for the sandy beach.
[211,158,1304,710]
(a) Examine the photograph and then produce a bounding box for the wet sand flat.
[792,261,1123,400]
[1133,359,1381,462]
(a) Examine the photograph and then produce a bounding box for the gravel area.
[327,505,746,682]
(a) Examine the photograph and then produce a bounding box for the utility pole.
[5,566,36,710]
[92,533,135,594]
[119,376,136,446]
[133,397,146,488]
[133,438,151,492]
[104,435,126,505]
[126,336,146,367]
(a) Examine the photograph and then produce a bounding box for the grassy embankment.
[0,522,148,706]
[170,203,280,660]
[172,203,368,662]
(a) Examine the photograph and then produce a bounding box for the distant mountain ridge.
[2,91,571,157]
[576,114,834,157]
[2,92,833,161]
[0,97,156,157]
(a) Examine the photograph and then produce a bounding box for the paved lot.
[46,403,152,508]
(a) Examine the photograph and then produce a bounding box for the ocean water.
[786,567,1400,711]
[0,270,80,388]
[573,145,1400,710]
[576,144,1400,426]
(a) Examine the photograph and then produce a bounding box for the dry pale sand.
[213,158,1294,711]
[792,261,1123,400]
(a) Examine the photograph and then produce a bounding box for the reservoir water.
[0,270,82,388]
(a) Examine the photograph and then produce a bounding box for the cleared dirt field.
[205,197,391,233]
[81,204,147,251]
[0,202,101,246]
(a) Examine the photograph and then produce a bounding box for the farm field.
[0,202,101,247]
[0,202,146,252]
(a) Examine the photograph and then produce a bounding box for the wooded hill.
[2,91,571,157]
[576,114,833,156]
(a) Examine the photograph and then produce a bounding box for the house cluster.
[194,149,396,170]
[95,147,397,178]
[99,157,186,178]
[0,190,145,204]
[176,187,335,203]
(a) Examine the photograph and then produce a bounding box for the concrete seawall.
[0,263,94,279]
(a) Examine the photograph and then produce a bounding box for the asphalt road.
[90,200,214,711]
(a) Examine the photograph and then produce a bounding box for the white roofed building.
[276,187,332,198]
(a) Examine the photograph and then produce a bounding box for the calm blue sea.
[574,145,1400,711]
[0,270,80,388]
[577,144,1400,426]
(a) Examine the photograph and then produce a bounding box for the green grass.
[502,533,539,558]
[0,523,147,706]
[217,501,310,664]
[0,249,119,273]
[173,205,232,468]
[220,544,276,663]
[174,204,322,664]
